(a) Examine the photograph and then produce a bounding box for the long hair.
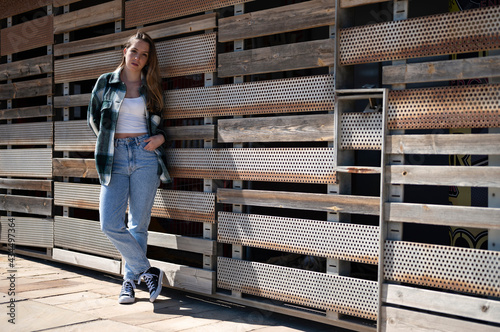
[117,31,164,113]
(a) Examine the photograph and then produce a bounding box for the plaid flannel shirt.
[87,68,171,186]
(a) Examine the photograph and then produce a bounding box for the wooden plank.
[0,122,53,145]
[0,105,53,120]
[0,77,53,100]
[54,120,96,151]
[383,55,500,85]
[218,39,335,77]
[381,306,499,332]
[0,178,52,192]
[0,217,53,248]
[383,284,500,325]
[1,15,53,55]
[165,125,215,141]
[0,0,52,20]
[54,13,216,56]
[217,189,380,215]
[52,248,121,275]
[53,94,91,108]
[218,114,334,143]
[53,0,123,34]
[148,231,216,256]
[52,158,97,178]
[340,0,390,8]
[385,202,500,229]
[0,148,52,178]
[150,258,214,295]
[0,195,52,215]
[387,165,500,187]
[387,133,500,155]
[53,0,80,7]
[0,55,52,81]
[218,0,335,42]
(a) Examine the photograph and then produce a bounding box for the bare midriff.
[114,132,147,139]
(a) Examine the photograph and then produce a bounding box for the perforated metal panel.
[0,122,53,146]
[125,0,253,28]
[341,112,382,150]
[217,257,378,320]
[54,183,216,223]
[340,6,500,65]
[0,217,53,248]
[0,149,52,178]
[384,241,500,297]
[167,148,336,184]
[55,50,121,83]
[54,120,96,152]
[218,212,379,264]
[151,189,216,223]
[165,74,334,119]
[54,216,120,258]
[157,33,216,78]
[387,84,500,130]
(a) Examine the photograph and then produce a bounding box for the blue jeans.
[99,134,160,280]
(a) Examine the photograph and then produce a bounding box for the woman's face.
[123,39,150,73]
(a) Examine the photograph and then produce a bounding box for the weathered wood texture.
[383,284,500,325]
[53,94,90,108]
[148,231,216,256]
[165,125,215,141]
[165,74,334,119]
[386,133,500,155]
[52,248,122,275]
[218,38,335,77]
[0,178,52,192]
[340,0,390,8]
[0,195,52,215]
[0,77,53,100]
[218,114,334,143]
[54,216,120,258]
[0,217,53,248]
[218,0,335,42]
[0,105,53,120]
[0,122,53,146]
[385,202,500,229]
[54,120,96,151]
[0,55,52,81]
[381,306,499,332]
[339,6,500,65]
[53,0,80,7]
[383,55,500,85]
[0,149,52,178]
[1,15,53,55]
[124,0,253,28]
[53,0,123,34]
[387,165,500,188]
[0,0,52,20]
[54,13,216,56]
[150,258,215,295]
[217,189,380,215]
[52,158,97,178]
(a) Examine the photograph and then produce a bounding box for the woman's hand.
[143,134,165,151]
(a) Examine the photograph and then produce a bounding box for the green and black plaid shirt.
[87,68,171,186]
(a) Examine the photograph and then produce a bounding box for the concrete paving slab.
[39,319,154,332]
[34,291,103,306]
[139,314,219,331]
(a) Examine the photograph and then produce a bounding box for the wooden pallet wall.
[0,1,499,331]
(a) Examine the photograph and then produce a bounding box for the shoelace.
[121,279,136,295]
[138,272,155,292]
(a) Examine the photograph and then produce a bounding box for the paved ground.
[0,253,352,332]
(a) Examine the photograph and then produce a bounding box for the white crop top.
[116,97,148,134]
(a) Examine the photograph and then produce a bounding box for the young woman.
[87,31,170,304]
